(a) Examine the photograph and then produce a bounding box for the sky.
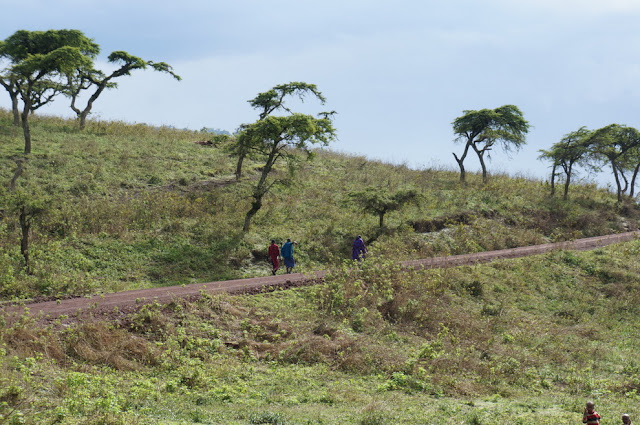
[1,0,640,187]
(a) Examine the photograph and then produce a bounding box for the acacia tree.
[588,124,640,201]
[65,51,181,129]
[236,82,336,232]
[538,127,593,200]
[0,29,98,154]
[349,187,421,228]
[232,82,326,180]
[452,105,530,183]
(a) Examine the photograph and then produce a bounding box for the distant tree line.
[450,105,640,203]
[539,124,640,202]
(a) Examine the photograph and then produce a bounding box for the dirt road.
[2,230,638,321]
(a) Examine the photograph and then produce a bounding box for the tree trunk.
[235,153,245,181]
[379,212,385,228]
[630,163,640,198]
[21,106,32,155]
[550,163,557,196]
[242,143,279,231]
[612,162,623,202]
[19,206,32,275]
[563,169,571,201]
[479,154,488,184]
[79,110,90,130]
[470,143,489,184]
[11,92,20,126]
[77,84,106,130]
[243,197,262,232]
[452,143,470,183]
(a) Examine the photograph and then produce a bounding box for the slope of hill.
[1,110,638,302]
[1,237,639,424]
[1,111,640,424]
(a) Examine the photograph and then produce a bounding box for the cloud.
[492,0,640,15]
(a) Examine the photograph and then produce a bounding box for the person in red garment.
[583,401,601,425]
[268,240,280,275]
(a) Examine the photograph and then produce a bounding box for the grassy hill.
[1,111,640,424]
[1,109,637,300]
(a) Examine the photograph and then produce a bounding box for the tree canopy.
[538,127,594,200]
[65,50,181,129]
[452,105,530,183]
[232,82,328,180]
[0,29,98,153]
[587,124,640,201]
[349,187,421,228]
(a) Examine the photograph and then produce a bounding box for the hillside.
[1,111,640,424]
[1,109,638,301]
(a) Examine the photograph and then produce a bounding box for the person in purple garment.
[352,235,367,261]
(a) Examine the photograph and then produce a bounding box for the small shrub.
[249,411,287,425]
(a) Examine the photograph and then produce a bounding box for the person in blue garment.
[281,238,296,274]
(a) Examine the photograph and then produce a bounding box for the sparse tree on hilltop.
[65,51,181,130]
[236,82,336,232]
[0,29,98,154]
[452,105,530,183]
[538,127,594,200]
[231,82,327,181]
[587,124,640,201]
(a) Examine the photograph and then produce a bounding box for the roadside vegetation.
[1,110,640,424]
[1,239,640,424]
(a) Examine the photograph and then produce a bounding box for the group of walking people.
[268,239,296,275]
[267,235,368,275]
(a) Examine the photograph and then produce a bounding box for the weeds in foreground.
[1,240,639,423]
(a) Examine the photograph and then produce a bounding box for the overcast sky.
[2,0,639,186]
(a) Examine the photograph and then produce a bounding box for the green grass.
[1,109,637,301]
[1,110,640,424]
[2,239,640,424]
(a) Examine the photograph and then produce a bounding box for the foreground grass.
[2,238,640,424]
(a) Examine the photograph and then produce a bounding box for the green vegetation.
[1,109,637,301]
[539,124,640,202]
[1,110,640,423]
[452,105,530,183]
[2,239,640,424]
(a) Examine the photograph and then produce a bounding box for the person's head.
[287,238,291,242]
[271,239,275,244]
[357,235,361,239]
[586,401,595,412]
[622,414,631,424]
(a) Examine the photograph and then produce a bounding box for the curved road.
[2,230,638,320]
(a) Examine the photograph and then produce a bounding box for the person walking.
[352,235,367,261]
[268,240,280,275]
[281,238,296,274]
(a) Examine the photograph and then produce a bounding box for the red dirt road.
[2,230,638,321]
